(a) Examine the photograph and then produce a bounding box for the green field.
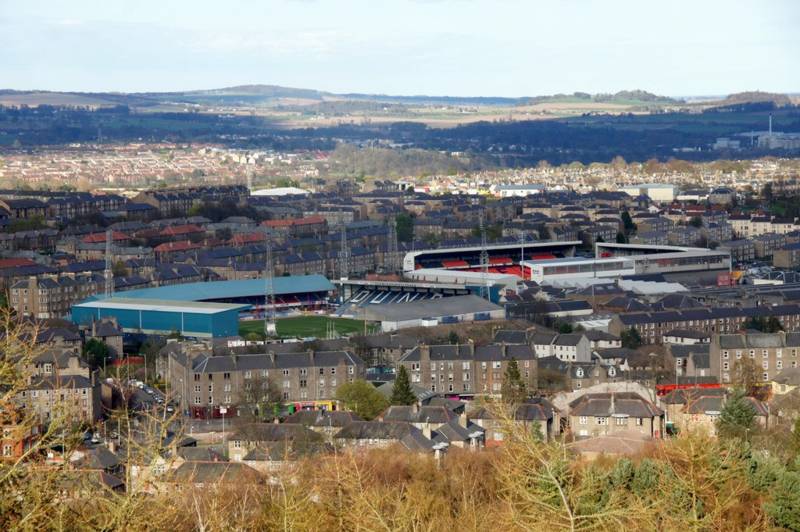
[240,316,372,339]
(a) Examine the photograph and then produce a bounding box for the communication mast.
[479,212,489,300]
[264,237,277,338]
[339,226,350,280]
[104,229,114,299]
[387,217,399,273]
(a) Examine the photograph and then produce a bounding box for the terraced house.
[165,346,365,418]
[710,331,800,384]
[398,342,537,396]
[10,273,103,319]
[609,304,800,344]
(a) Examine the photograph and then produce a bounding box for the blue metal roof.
[98,274,334,302]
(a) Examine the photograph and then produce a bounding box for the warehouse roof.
[87,275,334,302]
[73,298,250,315]
[362,294,503,322]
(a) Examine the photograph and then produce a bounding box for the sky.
[1,0,799,97]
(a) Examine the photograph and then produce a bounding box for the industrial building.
[94,274,335,315]
[619,183,675,202]
[596,243,731,282]
[71,298,250,338]
[361,294,506,332]
[402,240,580,273]
[522,257,636,284]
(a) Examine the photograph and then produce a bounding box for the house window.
[348,366,354,375]
[244,371,252,379]
[319,368,324,375]
[300,380,307,388]
[762,361,769,370]
[749,350,755,358]
[762,350,769,358]
[722,350,728,359]
[299,368,307,376]
[579,416,587,425]
[282,370,290,376]
[208,385,213,392]
[208,396,213,404]
[430,362,436,371]
[224,395,231,404]
[261,370,268,378]
[723,362,729,371]
[615,417,627,426]
[330,368,336,375]
[223,372,231,380]
[777,361,783,370]
[597,417,607,425]
[576,368,584,378]
[233,440,241,449]
[763,373,769,381]
[492,361,501,369]
[776,349,783,358]
[223,384,231,392]
[736,351,742,359]
[194,374,200,381]
[636,418,643,426]
[411,363,420,371]
[462,362,470,370]
[194,385,200,393]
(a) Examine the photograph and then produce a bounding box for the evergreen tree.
[501,358,527,404]
[620,327,642,349]
[621,211,637,234]
[764,471,800,531]
[717,389,756,441]
[391,365,417,405]
[82,338,110,370]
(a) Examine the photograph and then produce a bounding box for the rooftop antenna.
[264,237,277,338]
[479,212,489,300]
[104,229,114,299]
[388,216,399,273]
[339,226,350,281]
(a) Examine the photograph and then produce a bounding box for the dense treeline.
[2,104,800,164]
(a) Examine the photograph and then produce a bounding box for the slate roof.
[381,405,456,424]
[493,329,529,344]
[168,462,260,484]
[283,411,362,428]
[191,350,363,373]
[569,392,663,418]
[334,421,420,440]
[228,423,323,443]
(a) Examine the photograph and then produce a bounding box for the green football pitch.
[239,315,372,339]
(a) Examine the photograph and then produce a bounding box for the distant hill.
[0,85,682,109]
[713,91,793,108]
